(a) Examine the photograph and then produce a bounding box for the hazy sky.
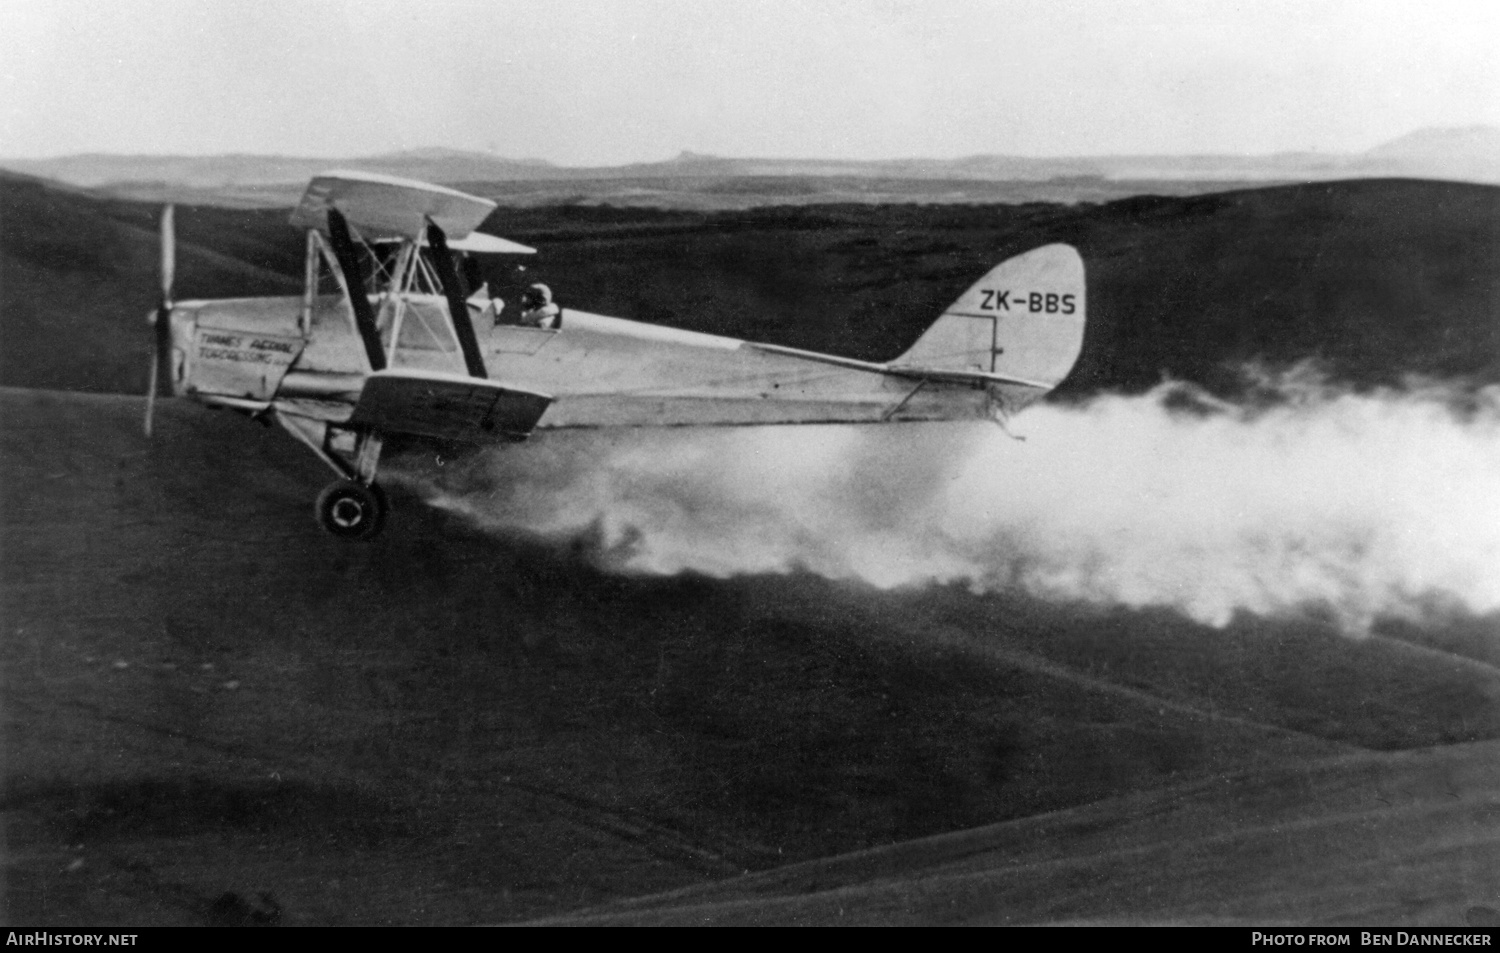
[2,0,1496,163]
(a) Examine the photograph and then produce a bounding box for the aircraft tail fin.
[892,244,1085,396]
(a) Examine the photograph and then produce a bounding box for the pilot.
[518,283,560,329]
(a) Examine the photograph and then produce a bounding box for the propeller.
[144,204,175,437]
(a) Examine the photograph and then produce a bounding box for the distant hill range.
[2,126,1496,209]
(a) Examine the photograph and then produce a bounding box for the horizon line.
[4,124,1497,167]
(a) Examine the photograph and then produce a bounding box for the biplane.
[145,172,1087,539]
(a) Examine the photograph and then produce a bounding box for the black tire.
[315,480,388,539]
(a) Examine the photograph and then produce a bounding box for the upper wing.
[366,232,537,255]
[447,232,537,255]
[289,171,497,241]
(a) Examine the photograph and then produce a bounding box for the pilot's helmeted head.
[522,283,553,310]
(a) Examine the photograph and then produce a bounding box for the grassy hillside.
[5,388,1497,924]
[3,174,1496,397]
[0,172,300,394]
[3,172,1498,925]
[474,180,1500,398]
[539,740,1500,926]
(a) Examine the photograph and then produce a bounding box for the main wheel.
[315,480,388,539]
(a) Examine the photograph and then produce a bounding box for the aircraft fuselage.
[167,293,1011,430]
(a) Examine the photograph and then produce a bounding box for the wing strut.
[325,207,387,373]
[425,218,488,380]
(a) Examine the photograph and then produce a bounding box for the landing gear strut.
[275,414,391,540]
[315,479,388,539]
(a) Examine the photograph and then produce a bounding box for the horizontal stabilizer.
[290,171,497,241]
[350,369,552,442]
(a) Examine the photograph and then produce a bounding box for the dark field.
[4,173,1498,398]
[2,174,1498,925]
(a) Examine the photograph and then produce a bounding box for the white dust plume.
[394,372,1500,633]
